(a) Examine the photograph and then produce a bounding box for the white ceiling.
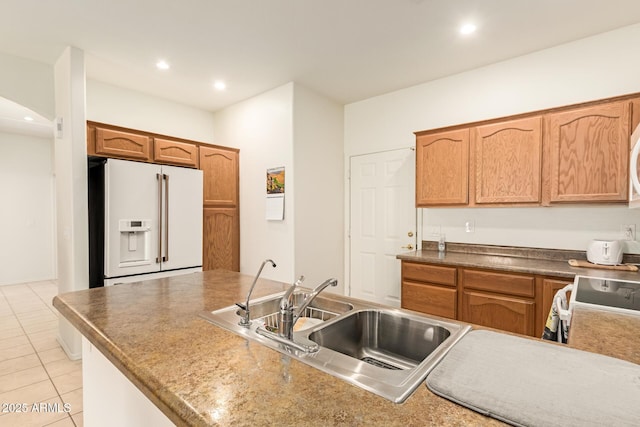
[0,97,52,138]
[2,0,640,135]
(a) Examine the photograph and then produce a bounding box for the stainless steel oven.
[566,275,640,322]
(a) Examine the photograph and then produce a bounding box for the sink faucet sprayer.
[278,277,338,340]
[236,259,276,327]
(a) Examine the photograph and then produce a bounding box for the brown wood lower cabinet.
[540,277,573,329]
[400,260,570,338]
[402,281,457,319]
[401,262,457,319]
[203,208,239,271]
[461,290,536,336]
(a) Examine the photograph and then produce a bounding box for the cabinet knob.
[401,244,414,250]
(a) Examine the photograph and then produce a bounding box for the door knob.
[407,231,414,237]
[401,244,414,250]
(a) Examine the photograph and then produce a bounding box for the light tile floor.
[0,281,83,427]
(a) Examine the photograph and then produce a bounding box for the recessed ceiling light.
[213,81,226,91]
[24,116,34,121]
[156,60,170,70]
[460,23,477,35]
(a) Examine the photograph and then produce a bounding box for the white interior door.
[349,148,416,306]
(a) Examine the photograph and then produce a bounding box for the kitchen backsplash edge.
[420,241,640,265]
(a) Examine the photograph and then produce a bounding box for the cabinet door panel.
[95,127,151,161]
[540,277,573,337]
[402,281,457,319]
[473,117,542,204]
[416,129,469,206]
[546,101,629,202]
[154,138,198,168]
[203,208,239,271]
[462,290,535,336]
[199,146,239,207]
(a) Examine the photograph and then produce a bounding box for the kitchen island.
[53,270,640,426]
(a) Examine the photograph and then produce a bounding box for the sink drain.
[361,357,401,370]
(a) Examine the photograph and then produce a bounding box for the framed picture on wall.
[267,167,285,194]
[266,166,285,220]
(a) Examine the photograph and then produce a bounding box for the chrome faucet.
[278,275,305,339]
[236,259,276,327]
[278,277,338,340]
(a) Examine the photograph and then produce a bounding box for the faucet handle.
[280,275,305,310]
[235,302,247,311]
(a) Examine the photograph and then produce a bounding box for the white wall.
[0,52,54,120]
[86,79,215,143]
[0,53,57,286]
[344,23,640,253]
[213,83,295,283]
[0,132,55,285]
[292,85,344,292]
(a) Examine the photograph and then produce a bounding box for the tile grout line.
[1,282,79,427]
[28,282,80,427]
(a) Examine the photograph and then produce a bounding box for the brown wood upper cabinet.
[415,94,638,207]
[544,100,630,204]
[92,126,152,161]
[472,116,542,204]
[153,138,198,168]
[199,146,239,208]
[416,129,469,206]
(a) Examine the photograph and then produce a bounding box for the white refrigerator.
[91,158,203,286]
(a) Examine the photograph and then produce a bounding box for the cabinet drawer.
[95,127,151,161]
[461,290,535,336]
[462,269,534,297]
[402,281,457,319]
[402,262,456,287]
[153,138,198,167]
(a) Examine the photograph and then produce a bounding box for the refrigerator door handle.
[163,173,169,262]
[156,173,163,263]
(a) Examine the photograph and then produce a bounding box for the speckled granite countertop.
[569,306,640,364]
[397,243,640,281]
[53,269,640,426]
[53,270,501,426]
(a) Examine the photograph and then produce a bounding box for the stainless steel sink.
[308,309,453,370]
[200,292,470,403]
[199,290,353,339]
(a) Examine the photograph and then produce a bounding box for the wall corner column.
[54,46,88,360]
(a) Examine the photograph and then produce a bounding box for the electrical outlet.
[465,220,475,233]
[428,226,441,237]
[621,224,636,241]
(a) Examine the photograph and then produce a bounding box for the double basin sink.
[200,290,470,403]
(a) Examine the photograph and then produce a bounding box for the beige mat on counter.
[426,330,640,427]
